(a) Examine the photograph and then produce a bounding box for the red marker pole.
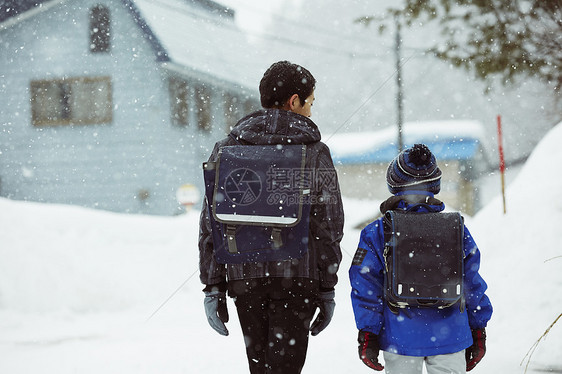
[497,115,506,214]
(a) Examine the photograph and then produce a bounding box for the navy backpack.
[203,144,311,264]
[383,208,465,311]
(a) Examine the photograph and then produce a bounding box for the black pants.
[230,278,318,374]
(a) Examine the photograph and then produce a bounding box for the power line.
[146,268,198,321]
[324,50,420,141]
[224,2,430,56]
[222,0,380,45]
[145,0,393,59]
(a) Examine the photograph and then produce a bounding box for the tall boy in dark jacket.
[199,61,344,374]
[350,144,492,373]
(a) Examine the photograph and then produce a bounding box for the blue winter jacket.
[349,195,492,357]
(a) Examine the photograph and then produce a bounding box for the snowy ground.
[1,124,561,373]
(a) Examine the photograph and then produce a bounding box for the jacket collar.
[229,109,321,145]
[380,192,445,214]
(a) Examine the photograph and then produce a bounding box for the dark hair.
[259,61,316,109]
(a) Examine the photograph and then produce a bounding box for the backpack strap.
[224,226,284,253]
[228,133,243,145]
[226,225,238,253]
[382,213,400,315]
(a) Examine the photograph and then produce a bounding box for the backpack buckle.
[271,227,283,249]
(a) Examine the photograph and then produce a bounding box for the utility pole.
[395,16,404,153]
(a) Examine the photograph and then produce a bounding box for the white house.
[0,0,263,215]
[326,120,489,215]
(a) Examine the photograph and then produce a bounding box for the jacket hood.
[229,109,321,145]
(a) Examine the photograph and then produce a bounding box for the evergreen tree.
[358,0,562,95]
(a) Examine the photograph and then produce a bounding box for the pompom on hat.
[386,143,442,194]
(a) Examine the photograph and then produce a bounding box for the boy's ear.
[285,94,300,111]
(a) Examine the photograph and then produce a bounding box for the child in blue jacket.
[349,144,492,373]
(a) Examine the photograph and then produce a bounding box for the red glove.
[466,328,486,371]
[358,330,384,371]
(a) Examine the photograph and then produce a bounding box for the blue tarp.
[332,138,480,165]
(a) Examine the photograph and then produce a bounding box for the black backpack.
[383,207,465,311]
[203,144,310,264]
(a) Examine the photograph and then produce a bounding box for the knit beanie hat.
[386,143,442,194]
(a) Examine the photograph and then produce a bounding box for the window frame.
[30,76,113,127]
[224,92,241,132]
[168,77,190,126]
[89,5,111,53]
[195,84,212,132]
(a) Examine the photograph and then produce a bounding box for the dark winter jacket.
[199,109,344,294]
[350,192,493,356]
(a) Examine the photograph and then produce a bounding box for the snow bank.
[469,121,562,372]
[0,199,199,313]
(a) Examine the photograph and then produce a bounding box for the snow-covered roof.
[0,0,262,90]
[326,120,486,164]
[131,0,263,90]
[0,0,67,30]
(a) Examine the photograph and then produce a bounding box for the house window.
[196,85,211,131]
[90,5,111,53]
[169,77,189,126]
[30,76,113,126]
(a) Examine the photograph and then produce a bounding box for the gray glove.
[310,289,336,336]
[204,290,229,336]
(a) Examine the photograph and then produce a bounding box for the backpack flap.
[204,144,311,264]
[213,144,307,226]
[384,211,464,310]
